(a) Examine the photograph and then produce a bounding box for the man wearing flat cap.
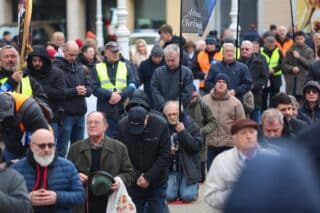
[91,41,137,137]
[116,106,170,213]
[204,118,274,211]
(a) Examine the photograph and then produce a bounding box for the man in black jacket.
[27,45,66,142]
[0,93,49,161]
[138,45,165,109]
[151,44,194,111]
[116,106,170,213]
[53,41,92,157]
[163,101,202,202]
[239,40,268,123]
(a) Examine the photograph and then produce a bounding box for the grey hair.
[162,100,183,114]
[261,108,284,126]
[163,44,180,56]
[241,40,253,48]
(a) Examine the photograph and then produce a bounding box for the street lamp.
[229,0,240,40]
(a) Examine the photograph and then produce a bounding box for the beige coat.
[203,89,245,147]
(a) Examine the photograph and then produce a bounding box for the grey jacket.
[151,65,193,111]
[0,168,32,213]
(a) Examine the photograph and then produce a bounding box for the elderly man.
[238,40,268,122]
[53,41,92,157]
[204,118,273,211]
[275,25,293,57]
[203,73,246,168]
[151,44,194,111]
[91,41,136,137]
[205,43,252,101]
[11,129,85,213]
[116,106,170,213]
[163,101,202,202]
[68,111,135,213]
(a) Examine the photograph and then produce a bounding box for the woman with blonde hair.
[131,38,149,67]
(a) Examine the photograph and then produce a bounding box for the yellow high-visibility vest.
[260,48,282,76]
[0,76,33,96]
[96,61,127,91]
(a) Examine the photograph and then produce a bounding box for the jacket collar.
[78,137,115,162]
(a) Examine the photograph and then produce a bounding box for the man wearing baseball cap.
[91,41,137,137]
[204,118,274,211]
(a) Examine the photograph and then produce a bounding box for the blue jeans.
[57,114,84,157]
[50,122,58,144]
[106,117,118,138]
[250,109,261,124]
[128,183,168,213]
[166,172,198,202]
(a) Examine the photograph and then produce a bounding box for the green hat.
[89,171,115,197]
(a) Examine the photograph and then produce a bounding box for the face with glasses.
[30,129,55,167]
[305,87,319,103]
[240,43,253,59]
[0,46,19,72]
[87,112,108,138]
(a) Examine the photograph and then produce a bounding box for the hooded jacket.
[138,56,165,109]
[53,57,92,115]
[27,45,66,122]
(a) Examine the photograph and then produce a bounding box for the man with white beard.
[11,129,85,212]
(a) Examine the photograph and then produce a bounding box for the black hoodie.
[27,45,67,122]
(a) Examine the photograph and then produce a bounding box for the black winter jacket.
[116,113,170,188]
[27,45,66,122]
[151,65,194,111]
[53,57,92,115]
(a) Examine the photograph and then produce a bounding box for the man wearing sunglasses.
[299,81,320,124]
[11,129,85,212]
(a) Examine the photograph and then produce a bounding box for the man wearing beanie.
[138,45,165,109]
[205,42,252,101]
[203,73,246,168]
[204,118,273,211]
[195,35,222,94]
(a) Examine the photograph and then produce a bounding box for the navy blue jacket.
[205,61,252,101]
[12,153,85,213]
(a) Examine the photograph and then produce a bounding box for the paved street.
[168,183,212,213]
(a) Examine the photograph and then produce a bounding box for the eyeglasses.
[305,89,319,94]
[241,47,250,51]
[35,143,55,149]
[87,120,104,126]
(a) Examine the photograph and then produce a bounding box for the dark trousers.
[207,146,232,169]
[128,183,168,213]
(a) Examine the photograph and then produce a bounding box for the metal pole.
[179,0,183,121]
[236,0,240,59]
[96,0,104,48]
[289,0,295,40]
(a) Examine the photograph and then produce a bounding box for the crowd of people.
[0,22,320,213]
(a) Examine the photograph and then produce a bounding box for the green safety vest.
[260,48,282,76]
[0,76,33,96]
[96,61,127,92]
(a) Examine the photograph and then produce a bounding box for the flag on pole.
[17,0,33,71]
[181,0,216,34]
